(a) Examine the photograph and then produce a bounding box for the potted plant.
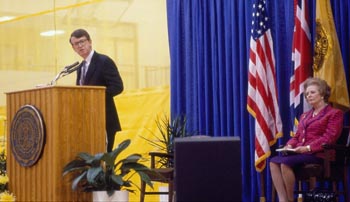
[141,114,194,167]
[62,139,153,201]
[138,114,195,201]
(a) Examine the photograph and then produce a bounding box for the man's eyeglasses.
[72,38,88,47]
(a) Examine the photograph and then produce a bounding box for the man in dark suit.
[69,28,124,152]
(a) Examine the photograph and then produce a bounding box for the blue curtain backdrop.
[167,0,350,201]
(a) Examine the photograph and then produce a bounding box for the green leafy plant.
[62,139,153,196]
[141,114,194,167]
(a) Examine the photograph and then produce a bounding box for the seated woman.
[269,77,343,202]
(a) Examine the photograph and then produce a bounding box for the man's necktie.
[80,61,87,85]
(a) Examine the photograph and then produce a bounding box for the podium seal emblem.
[10,105,45,167]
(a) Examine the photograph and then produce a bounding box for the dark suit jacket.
[76,51,124,135]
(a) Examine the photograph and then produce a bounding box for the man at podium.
[69,28,124,152]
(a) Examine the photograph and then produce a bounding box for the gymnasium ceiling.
[0,0,142,26]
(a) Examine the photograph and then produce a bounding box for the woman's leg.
[270,162,288,202]
[281,164,296,202]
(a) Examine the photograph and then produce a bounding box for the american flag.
[289,0,312,135]
[247,0,282,172]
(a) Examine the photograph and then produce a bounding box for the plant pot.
[93,190,129,202]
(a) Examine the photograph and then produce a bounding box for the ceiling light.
[40,30,65,37]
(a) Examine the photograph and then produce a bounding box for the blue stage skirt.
[269,154,323,167]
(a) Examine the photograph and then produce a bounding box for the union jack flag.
[289,0,312,135]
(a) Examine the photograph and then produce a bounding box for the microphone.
[66,65,81,74]
[64,61,79,72]
[47,61,82,86]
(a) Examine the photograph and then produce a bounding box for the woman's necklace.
[312,104,327,117]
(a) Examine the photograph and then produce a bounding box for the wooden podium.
[6,86,106,201]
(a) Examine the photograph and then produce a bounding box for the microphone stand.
[36,62,80,87]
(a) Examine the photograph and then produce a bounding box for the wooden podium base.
[6,86,106,201]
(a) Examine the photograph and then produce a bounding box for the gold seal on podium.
[10,105,45,167]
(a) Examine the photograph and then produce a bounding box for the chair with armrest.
[271,126,349,202]
[270,148,325,202]
[140,151,174,202]
[294,126,349,202]
[321,132,349,202]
